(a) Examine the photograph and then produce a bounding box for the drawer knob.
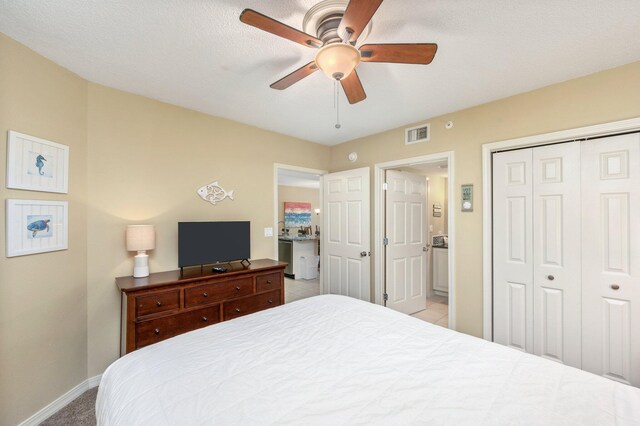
[154,328,160,335]
[235,308,241,312]
[611,284,620,290]
[235,286,241,291]
[266,280,272,284]
[547,275,555,281]
[203,292,208,297]
[156,301,162,307]
[268,300,273,304]
[202,316,208,322]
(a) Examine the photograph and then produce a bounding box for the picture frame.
[6,199,68,257]
[284,201,312,228]
[6,130,69,193]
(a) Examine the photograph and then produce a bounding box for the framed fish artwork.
[284,202,312,228]
[6,130,69,193]
[6,199,68,257]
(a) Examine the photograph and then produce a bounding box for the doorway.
[273,164,326,304]
[374,152,455,329]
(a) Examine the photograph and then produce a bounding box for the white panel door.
[532,142,581,367]
[493,148,533,353]
[581,133,640,386]
[322,167,370,301]
[385,170,428,314]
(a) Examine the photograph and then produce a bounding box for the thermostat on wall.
[461,184,473,212]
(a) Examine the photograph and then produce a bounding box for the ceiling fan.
[239,0,438,105]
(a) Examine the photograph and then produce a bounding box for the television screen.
[178,221,250,267]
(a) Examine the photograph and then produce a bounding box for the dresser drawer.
[135,290,180,318]
[256,272,281,293]
[185,277,253,308]
[223,290,281,321]
[135,305,220,349]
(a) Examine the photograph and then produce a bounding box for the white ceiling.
[278,169,320,189]
[1,1,639,146]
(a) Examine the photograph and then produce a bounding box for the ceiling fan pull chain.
[335,80,341,129]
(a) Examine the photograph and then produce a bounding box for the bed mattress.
[97,295,640,425]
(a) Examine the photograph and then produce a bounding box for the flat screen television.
[178,221,250,267]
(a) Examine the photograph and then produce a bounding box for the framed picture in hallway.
[284,202,312,227]
[5,199,68,257]
[6,130,69,193]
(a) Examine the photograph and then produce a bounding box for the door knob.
[360,251,367,257]
[547,275,555,281]
[611,284,620,290]
[423,246,428,252]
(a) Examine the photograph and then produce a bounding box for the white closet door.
[581,133,640,386]
[493,149,534,353]
[532,142,581,367]
[322,167,371,301]
[385,170,428,315]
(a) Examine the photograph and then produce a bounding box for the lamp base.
[133,251,149,278]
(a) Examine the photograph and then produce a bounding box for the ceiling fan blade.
[240,9,322,48]
[340,70,366,104]
[337,0,383,43]
[359,43,438,64]
[270,62,319,90]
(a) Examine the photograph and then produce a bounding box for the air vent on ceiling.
[405,123,430,145]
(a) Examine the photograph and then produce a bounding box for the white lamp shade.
[314,43,361,80]
[126,225,155,251]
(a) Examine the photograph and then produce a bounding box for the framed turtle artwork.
[6,199,68,257]
[6,130,69,193]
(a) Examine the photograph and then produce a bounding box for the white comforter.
[97,295,640,425]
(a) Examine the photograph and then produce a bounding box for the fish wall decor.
[197,181,235,206]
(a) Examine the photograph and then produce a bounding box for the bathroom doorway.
[374,153,455,329]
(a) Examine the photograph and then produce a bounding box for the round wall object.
[445,121,454,129]
[348,152,358,162]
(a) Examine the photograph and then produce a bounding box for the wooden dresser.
[116,259,287,355]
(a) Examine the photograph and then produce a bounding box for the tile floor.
[411,294,449,327]
[285,276,321,303]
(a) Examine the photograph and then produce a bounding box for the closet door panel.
[493,149,533,353]
[532,142,581,368]
[581,133,640,386]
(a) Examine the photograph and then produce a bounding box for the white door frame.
[374,151,456,330]
[273,163,328,289]
[481,117,640,341]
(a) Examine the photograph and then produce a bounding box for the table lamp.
[126,225,155,278]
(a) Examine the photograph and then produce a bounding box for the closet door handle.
[611,284,620,290]
[546,275,555,281]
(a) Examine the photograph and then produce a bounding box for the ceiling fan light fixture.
[314,43,361,80]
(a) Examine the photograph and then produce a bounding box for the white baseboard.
[18,374,102,426]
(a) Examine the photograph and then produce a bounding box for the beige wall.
[0,34,88,425]
[86,84,330,376]
[277,185,321,234]
[329,61,640,337]
[0,34,330,423]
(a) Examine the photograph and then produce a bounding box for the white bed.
[97,295,640,425]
